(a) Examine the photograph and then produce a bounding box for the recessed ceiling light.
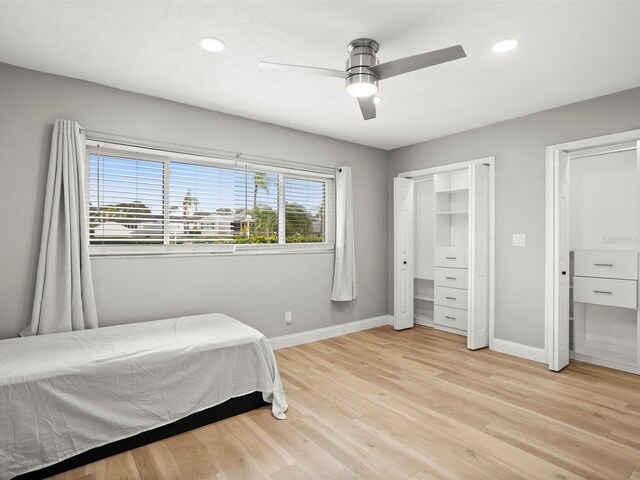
[199,37,226,53]
[374,96,382,105]
[492,38,519,53]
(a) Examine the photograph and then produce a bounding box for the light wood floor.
[50,326,640,480]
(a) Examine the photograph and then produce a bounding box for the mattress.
[0,313,287,479]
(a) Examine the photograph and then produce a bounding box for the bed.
[0,313,287,480]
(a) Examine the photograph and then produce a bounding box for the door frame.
[544,129,640,371]
[398,156,496,349]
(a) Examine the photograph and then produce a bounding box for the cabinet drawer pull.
[445,296,457,300]
[594,263,614,267]
[445,316,456,320]
[593,290,613,295]
[445,276,457,280]
[445,256,457,260]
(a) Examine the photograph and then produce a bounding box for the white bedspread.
[0,313,287,479]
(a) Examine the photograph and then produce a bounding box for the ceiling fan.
[259,38,466,120]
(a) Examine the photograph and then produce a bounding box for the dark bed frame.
[14,392,268,480]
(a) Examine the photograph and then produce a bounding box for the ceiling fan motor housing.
[345,38,379,94]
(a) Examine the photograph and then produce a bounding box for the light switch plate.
[512,234,526,247]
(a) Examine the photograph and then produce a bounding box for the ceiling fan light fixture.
[345,74,378,97]
[260,37,467,120]
[346,82,378,97]
[199,37,226,52]
[492,38,519,53]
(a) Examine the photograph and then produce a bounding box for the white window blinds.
[86,147,335,253]
[88,155,164,245]
[285,177,329,242]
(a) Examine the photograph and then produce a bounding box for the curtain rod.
[413,177,434,183]
[569,145,637,160]
[79,128,342,174]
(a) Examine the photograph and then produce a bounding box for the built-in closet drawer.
[434,286,468,310]
[435,247,468,269]
[574,250,638,280]
[434,305,468,331]
[573,276,637,309]
[434,267,468,289]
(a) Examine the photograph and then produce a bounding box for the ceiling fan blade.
[369,45,466,81]
[357,96,376,121]
[259,61,346,79]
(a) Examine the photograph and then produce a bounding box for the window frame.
[85,141,335,257]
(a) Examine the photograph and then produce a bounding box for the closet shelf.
[415,295,434,302]
[436,210,469,215]
[414,313,434,324]
[435,187,469,194]
[414,275,434,281]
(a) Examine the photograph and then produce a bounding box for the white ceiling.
[1,1,639,150]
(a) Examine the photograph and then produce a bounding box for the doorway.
[545,129,640,372]
[394,157,496,351]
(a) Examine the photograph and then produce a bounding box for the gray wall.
[0,63,389,340]
[388,87,640,349]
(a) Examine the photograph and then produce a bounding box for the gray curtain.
[331,166,358,301]
[21,120,98,336]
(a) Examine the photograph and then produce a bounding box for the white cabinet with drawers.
[434,286,469,310]
[434,305,468,331]
[574,250,638,281]
[435,267,468,290]
[435,247,468,269]
[431,169,477,337]
[573,276,637,309]
[572,250,638,370]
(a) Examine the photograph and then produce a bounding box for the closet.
[394,158,493,350]
[568,144,639,373]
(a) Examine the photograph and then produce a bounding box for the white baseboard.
[270,318,548,366]
[492,338,546,364]
[414,318,434,328]
[269,315,392,350]
[571,352,638,375]
[436,324,467,337]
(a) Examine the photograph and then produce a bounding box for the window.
[86,143,335,255]
[88,155,164,245]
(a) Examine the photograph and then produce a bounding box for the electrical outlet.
[512,234,526,247]
[285,311,292,325]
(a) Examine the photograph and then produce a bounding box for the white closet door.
[468,164,490,349]
[637,141,640,374]
[552,151,571,371]
[394,177,415,330]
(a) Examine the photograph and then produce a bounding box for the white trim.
[546,130,640,154]
[545,129,640,371]
[269,315,391,350]
[436,325,467,337]
[90,247,335,260]
[89,242,335,257]
[492,338,546,364]
[570,352,638,375]
[397,156,496,350]
[489,158,496,350]
[544,146,557,367]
